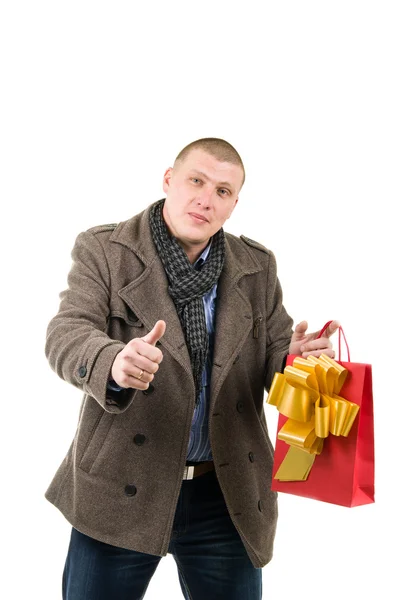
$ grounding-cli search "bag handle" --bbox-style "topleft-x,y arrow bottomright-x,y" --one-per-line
316,320 -> 351,362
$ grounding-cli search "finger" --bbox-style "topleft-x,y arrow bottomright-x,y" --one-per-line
123,352 -> 160,375
127,339 -> 164,364
112,367 -> 153,390
291,320 -> 308,341
124,374 -> 152,391
131,366 -> 154,384
122,365 -> 154,385
300,338 -> 333,353
321,319 -> 341,338
142,320 -> 166,346
302,348 -> 336,359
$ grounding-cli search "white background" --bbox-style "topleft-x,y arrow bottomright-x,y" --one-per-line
1,1 -> 399,598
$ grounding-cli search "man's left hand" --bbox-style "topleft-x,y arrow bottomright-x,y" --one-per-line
288,320 -> 340,358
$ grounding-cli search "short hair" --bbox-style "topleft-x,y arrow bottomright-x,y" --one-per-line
174,137 -> 245,188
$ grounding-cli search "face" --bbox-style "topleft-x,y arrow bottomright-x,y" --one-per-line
162,149 -> 242,259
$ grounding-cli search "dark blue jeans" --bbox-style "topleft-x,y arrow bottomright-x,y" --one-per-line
63,469 -> 262,599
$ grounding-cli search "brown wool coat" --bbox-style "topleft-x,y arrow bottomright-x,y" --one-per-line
45,200 -> 293,568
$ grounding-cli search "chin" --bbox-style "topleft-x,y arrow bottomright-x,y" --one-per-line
181,223 -> 210,237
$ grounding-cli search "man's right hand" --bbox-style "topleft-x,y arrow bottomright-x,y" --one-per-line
111,320 -> 166,390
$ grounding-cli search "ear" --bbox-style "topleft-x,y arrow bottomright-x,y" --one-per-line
162,167 -> 173,194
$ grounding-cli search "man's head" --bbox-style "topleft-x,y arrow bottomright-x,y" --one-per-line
162,138 -> 245,262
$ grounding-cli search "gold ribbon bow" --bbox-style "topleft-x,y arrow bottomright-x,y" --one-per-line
267,354 -> 359,481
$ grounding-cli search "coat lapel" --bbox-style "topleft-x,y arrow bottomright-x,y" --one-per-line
111,203 -> 192,380
210,236 -> 262,409
118,260 -> 192,376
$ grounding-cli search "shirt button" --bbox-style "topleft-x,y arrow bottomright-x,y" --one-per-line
249,452 -> 255,462
125,484 -> 137,497
142,384 -> 155,396
236,401 -> 244,413
133,434 -> 146,446
78,366 -> 87,377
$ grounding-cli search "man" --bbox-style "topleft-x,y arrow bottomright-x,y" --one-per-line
45,138 -> 337,599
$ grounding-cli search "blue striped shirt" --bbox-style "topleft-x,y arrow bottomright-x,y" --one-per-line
186,242 -> 217,462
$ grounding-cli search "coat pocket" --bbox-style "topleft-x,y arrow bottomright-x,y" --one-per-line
109,306 -> 143,327
79,410 -> 115,474
107,305 -> 144,343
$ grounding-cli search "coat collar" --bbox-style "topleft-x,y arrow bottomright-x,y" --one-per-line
110,200 -> 264,406
109,199 -> 263,280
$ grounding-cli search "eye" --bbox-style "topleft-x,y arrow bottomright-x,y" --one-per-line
218,189 -> 229,196
191,178 -> 201,184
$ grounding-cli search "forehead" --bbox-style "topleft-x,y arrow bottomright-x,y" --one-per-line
176,149 -> 243,189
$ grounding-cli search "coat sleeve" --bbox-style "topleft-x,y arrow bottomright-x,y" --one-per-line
264,251 -> 293,391
45,229 -> 137,413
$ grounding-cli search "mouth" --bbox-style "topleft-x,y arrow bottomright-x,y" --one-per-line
188,212 -> 209,223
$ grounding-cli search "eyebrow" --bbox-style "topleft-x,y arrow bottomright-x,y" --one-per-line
190,170 -> 234,191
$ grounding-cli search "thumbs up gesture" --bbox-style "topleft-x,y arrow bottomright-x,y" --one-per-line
111,320 -> 166,390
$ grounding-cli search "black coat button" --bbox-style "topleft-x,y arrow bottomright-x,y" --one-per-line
125,484 -> 137,497
142,383 -> 155,396
78,366 -> 87,377
156,341 -> 162,347
258,500 -> 262,512
134,434 -> 146,446
236,401 -> 244,413
249,452 -> 255,462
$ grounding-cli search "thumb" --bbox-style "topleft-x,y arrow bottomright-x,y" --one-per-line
292,320 -> 308,340
142,320 -> 166,346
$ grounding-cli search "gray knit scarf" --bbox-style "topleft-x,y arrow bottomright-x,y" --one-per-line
149,199 -> 225,403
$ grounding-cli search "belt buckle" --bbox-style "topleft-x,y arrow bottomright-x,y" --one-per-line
183,465 -> 195,480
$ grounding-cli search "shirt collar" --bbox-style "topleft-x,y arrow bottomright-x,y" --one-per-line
194,241 -> 212,270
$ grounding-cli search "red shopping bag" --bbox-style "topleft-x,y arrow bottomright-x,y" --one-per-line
268,322 -> 375,507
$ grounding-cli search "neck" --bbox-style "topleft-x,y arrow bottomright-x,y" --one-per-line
177,239 -> 209,264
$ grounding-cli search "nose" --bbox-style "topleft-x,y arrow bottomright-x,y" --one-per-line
196,187 -> 212,210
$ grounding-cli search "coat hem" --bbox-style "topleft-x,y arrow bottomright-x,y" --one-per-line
44,494 -> 168,558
